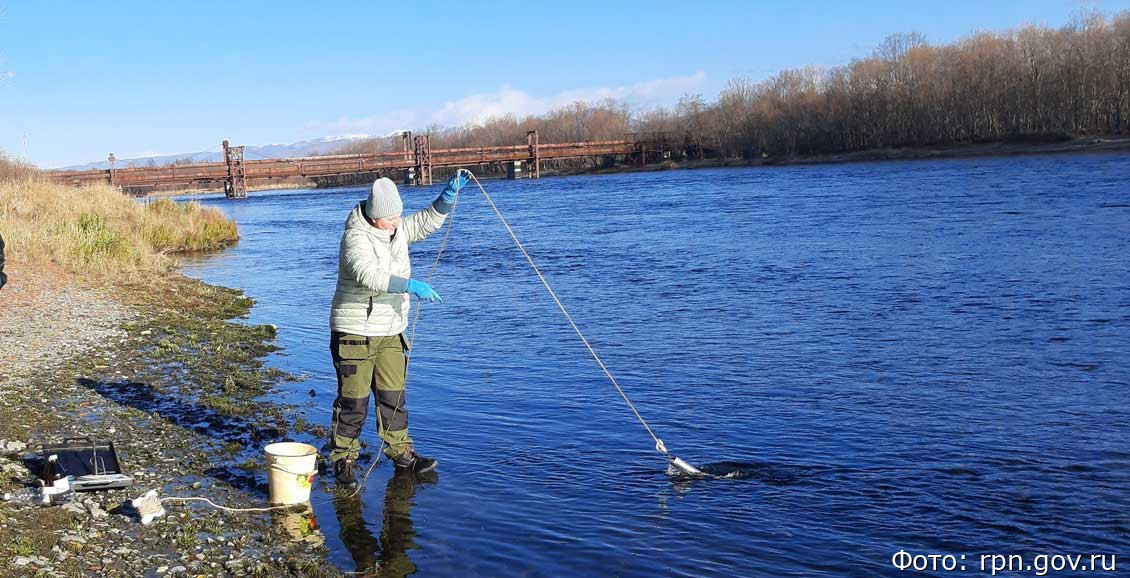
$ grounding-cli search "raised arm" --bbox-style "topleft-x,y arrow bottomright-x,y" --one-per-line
402,170 -> 469,244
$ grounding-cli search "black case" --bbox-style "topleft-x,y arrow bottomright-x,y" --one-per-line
39,437 -> 134,491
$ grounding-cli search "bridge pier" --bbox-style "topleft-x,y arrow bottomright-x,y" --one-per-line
506,160 -> 522,179
401,132 -> 414,186
527,130 -> 540,179
412,135 -> 432,186
222,140 -> 247,199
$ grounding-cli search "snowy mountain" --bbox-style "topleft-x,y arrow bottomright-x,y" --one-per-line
59,135 -> 371,171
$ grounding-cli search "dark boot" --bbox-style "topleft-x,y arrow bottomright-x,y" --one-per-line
392,450 -> 437,474
334,457 -> 359,488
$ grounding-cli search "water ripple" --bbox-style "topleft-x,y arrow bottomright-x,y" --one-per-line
181,153 -> 1130,577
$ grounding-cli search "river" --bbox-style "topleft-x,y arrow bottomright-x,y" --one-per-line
180,153 -> 1130,577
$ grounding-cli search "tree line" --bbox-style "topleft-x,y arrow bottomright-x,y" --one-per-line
337,11 -> 1130,160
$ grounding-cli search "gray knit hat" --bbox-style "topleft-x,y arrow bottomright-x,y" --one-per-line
364,178 -> 403,220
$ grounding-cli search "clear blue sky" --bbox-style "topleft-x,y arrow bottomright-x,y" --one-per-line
1,0 -> 1126,167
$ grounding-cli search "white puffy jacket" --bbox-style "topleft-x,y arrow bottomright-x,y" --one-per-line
329,200 -> 448,336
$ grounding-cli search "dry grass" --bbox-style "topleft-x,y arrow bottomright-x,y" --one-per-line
0,153 -> 35,180
141,197 -> 241,252
0,173 -> 238,277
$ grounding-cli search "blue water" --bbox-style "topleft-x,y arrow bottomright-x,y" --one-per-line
180,154 -> 1130,577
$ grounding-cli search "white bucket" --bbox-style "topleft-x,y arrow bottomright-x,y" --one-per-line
264,442 -> 318,505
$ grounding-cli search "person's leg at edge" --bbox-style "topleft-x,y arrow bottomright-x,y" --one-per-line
373,333 -> 412,458
329,332 -> 376,485
374,333 -> 437,473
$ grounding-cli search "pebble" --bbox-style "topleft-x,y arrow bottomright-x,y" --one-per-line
2,440 -> 27,452
156,565 -> 169,574
0,459 -> 29,477
63,501 -> 88,516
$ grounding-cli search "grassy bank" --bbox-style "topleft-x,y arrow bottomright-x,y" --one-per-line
0,174 -> 238,276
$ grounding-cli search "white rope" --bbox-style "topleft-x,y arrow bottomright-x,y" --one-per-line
464,172 -> 669,456
160,495 -> 291,513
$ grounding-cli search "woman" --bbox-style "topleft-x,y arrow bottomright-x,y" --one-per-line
327,171 -> 467,485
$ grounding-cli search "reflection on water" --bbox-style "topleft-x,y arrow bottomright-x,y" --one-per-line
331,470 -> 435,577
333,492 -> 379,574
272,503 -> 325,547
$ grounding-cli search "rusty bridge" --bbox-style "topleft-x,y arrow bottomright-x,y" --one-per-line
47,130 -> 669,198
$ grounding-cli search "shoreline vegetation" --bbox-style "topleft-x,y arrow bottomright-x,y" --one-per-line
0,169 -> 239,272
0,165 -> 344,576
562,134 -> 1130,175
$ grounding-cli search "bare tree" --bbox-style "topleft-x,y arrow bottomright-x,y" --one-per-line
328,12 -> 1130,161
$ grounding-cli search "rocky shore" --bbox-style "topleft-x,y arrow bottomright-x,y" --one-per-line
0,263 -> 341,577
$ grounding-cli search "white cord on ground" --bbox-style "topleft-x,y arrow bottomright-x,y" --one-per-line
160,495 -> 291,513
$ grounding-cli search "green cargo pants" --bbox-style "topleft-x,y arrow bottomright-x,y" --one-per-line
328,331 -> 413,463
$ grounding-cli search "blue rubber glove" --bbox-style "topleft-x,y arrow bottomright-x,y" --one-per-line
442,169 -> 469,204
405,278 -> 443,303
